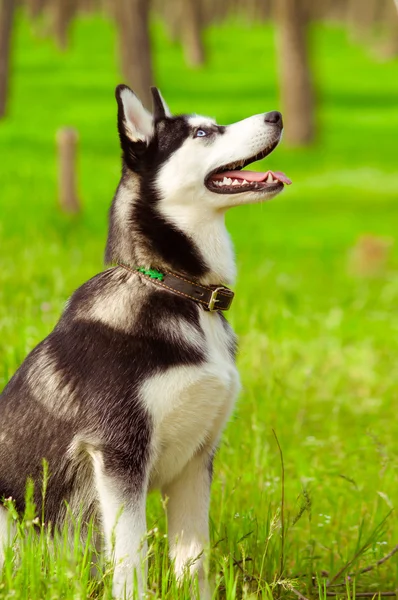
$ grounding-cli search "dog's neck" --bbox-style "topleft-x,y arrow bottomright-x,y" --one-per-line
159,201 -> 237,286
105,178 -> 237,286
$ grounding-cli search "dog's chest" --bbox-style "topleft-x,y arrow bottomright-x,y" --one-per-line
142,312 -> 240,489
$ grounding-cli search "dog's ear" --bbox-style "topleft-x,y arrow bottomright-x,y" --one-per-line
151,87 -> 171,121
115,84 -> 153,143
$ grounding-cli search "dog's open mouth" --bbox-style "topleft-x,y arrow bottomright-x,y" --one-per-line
205,143 -> 292,195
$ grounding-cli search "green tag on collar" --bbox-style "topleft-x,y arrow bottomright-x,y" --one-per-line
136,267 -> 164,281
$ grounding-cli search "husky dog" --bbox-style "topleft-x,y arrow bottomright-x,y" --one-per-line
0,86 -> 290,598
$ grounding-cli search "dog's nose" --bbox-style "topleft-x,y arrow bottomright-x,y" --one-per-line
264,111 -> 283,128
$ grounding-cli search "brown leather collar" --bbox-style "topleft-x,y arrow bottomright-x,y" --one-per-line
118,264 -> 234,312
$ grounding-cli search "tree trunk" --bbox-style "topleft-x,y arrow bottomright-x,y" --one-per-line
379,0 -> 398,57
165,7 -> 181,43
275,0 -> 316,146
393,0 -> 398,52
113,0 -> 154,109
237,0 -> 271,22
0,0 -> 15,119
26,0 -> 47,19
52,0 -> 78,51
251,0 -> 271,21
318,0 -> 346,20
57,128 -> 81,214
153,0 -> 182,42
79,0 -> 96,13
202,0 -> 229,27
346,0 -> 381,39
181,0 -> 205,67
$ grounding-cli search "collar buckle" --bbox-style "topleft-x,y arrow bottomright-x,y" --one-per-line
208,287 -> 226,311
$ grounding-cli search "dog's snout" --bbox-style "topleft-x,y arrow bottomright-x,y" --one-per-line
264,111 -> 283,128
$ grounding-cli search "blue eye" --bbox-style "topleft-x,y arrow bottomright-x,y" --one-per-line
195,129 -> 207,137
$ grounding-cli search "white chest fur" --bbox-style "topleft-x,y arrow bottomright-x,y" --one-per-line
140,311 -> 241,490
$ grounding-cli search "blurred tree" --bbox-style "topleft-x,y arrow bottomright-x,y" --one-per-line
57,127 -> 81,214
22,0 -> 154,103
0,0 -> 15,118
181,0 -> 206,67
346,0 -> 398,56
112,0 -> 154,107
155,0 -> 206,67
201,0 -> 230,25
346,0 -> 382,39
52,0 -> 79,50
227,0 -> 271,21
246,0 -> 271,21
79,0 -> 96,12
275,0 -> 315,145
4,0 -> 395,124
319,0 -> 346,20
380,0 -> 398,56
25,0 -> 46,18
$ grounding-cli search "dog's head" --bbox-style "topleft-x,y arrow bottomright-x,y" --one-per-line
115,85 -> 291,211
106,85 -> 290,277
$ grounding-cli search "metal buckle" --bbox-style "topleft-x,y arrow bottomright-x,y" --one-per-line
208,287 -> 224,311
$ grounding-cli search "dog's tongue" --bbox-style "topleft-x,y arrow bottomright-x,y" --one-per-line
212,170 -> 292,184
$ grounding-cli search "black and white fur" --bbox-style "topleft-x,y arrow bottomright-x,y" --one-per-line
0,86 -> 285,598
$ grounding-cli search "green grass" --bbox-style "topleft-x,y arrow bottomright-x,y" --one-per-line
1,11 -> 398,599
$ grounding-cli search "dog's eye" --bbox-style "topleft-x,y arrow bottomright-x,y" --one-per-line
195,129 -> 207,138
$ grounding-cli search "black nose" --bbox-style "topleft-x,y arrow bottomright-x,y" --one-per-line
264,111 -> 283,127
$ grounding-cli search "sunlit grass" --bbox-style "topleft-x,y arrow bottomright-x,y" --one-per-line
0,11 -> 398,599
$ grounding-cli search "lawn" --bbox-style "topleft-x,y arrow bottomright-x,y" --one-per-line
0,11 -> 398,599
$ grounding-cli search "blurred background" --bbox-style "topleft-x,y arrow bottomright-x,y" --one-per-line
1,0 -> 398,595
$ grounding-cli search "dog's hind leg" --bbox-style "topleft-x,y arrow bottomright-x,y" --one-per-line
163,449 -> 213,600
91,449 -> 148,600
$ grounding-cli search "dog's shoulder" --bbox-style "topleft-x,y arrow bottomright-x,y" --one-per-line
61,267 -> 204,344
61,266 -> 144,330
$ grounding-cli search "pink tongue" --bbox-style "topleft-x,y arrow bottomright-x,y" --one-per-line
212,170 -> 292,185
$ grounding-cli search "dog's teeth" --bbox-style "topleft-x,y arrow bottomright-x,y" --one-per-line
242,179 -> 248,184
225,177 -> 232,185
266,173 -> 273,183
232,179 -> 240,186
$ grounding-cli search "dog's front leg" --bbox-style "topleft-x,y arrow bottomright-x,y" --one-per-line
163,449 -> 213,599
0,505 -> 15,571
92,449 -> 148,599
